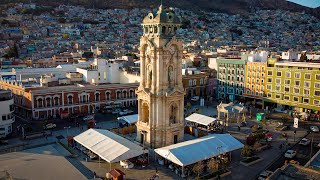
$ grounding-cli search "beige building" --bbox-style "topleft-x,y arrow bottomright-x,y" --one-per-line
136,6 -> 185,148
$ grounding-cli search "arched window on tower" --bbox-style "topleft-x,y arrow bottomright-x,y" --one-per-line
142,103 -> 149,123
162,26 -> 166,34
170,103 -> 178,124
154,26 -> 158,33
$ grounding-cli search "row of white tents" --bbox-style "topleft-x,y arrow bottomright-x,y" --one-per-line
74,129 -> 243,167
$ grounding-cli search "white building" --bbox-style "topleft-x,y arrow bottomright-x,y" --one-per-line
0,90 -> 14,138
282,49 -> 298,61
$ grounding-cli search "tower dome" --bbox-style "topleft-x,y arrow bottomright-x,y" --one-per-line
142,5 -> 181,37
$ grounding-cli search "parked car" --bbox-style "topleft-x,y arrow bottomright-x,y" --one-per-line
284,150 -> 297,158
299,138 -> 311,146
191,96 -> 199,101
310,126 -> 319,132
112,109 -> 121,114
88,152 -> 98,160
43,123 -> 57,130
258,170 -> 273,180
119,109 -> 134,116
83,115 -> 94,121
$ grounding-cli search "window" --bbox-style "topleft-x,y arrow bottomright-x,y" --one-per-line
106,92 -> 111,100
294,88 -> 300,94
68,95 -> 73,104
46,97 -> 51,107
315,82 -> 320,88
277,71 -> 282,77
267,70 -> 272,76
304,81 -> 310,88
314,100 -> 320,105
275,86 -> 280,91
193,80 -> 197,86
9,105 -> 14,111
294,81 -> 300,86
267,78 -> 272,83
304,89 -> 310,95
189,80 -> 192,87
284,96 -> 290,100
54,97 -> 59,106
276,79 -> 281,84
315,90 -> 320,96
316,74 -> 320,80
95,93 -> 100,102
285,87 -> 290,92
285,80 -> 290,85
267,85 -> 271,90
303,98 -> 309,103
267,93 -> 272,97
305,74 -> 311,80
2,115 -> 6,120
285,72 -> 291,78
276,94 -> 281,99
37,98 -> 43,108
200,78 -> 203,85
295,73 -> 300,79
294,97 -> 299,102
262,67 -> 265,71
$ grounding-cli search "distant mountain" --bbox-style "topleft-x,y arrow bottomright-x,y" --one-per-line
5,0 -> 320,18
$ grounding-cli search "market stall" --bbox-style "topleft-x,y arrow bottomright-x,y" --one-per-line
155,134 -> 244,177
185,113 -> 219,135
74,128 -> 147,170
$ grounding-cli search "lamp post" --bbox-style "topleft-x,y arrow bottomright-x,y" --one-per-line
64,126 -> 71,136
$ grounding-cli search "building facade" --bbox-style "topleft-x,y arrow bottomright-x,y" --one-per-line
0,90 -> 14,138
0,80 -> 138,120
216,57 -> 246,101
264,60 -> 320,111
136,6 -> 185,148
182,69 -> 208,99
243,61 -> 267,105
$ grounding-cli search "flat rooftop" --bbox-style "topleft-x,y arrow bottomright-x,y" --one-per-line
0,144 -> 87,180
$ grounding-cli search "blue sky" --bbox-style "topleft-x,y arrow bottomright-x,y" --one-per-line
287,0 -> 320,8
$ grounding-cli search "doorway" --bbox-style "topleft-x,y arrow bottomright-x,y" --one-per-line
140,133 -> 144,145
174,135 -> 178,144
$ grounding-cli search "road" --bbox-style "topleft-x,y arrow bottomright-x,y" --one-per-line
267,122 -> 320,172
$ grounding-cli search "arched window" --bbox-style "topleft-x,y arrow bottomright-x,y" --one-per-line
170,103 -> 178,124
162,26 -> 166,34
54,97 -> 59,106
142,103 -> 149,123
95,93 -> 100,102
129,90 -> 134,98
106,92 -> 111,100
154,26 -> 158,33
189,80 -> 192,87
68,95 -> 73,104
82,95 -> 86,103
193,79 -> 197,86
116,91 -> 121,99
122,91 -> 127,99
37,98 -> 43,108
46,97 -> 51,107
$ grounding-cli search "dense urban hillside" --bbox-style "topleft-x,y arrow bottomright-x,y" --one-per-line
2,0 -> 320,18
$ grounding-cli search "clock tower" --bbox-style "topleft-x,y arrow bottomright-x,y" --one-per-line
136,5 -> 185,148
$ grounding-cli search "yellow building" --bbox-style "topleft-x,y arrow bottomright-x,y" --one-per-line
264,60 -> 320,112
243,61 -> 267,106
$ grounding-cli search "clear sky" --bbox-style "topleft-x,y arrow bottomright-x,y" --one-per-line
287,0 -> 320,8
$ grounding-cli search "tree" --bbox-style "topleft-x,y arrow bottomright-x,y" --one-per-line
241,145 -> 253,157
300,52 -> 308,62
192,161 -> 204,178
186,102 -> 192,112
207,158 -> 219,173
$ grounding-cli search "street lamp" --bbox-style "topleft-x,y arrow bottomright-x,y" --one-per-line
64,126 -> 71,136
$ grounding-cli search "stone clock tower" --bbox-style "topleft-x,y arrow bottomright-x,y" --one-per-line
136,6 -> 185,148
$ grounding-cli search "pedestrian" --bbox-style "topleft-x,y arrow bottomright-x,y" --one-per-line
93,171 -> 96,179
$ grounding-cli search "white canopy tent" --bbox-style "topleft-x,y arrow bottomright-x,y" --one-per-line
74,128 -> 144,163
117,114 -> 138,124
185,113 -> 217,126
155,134 -> 244,167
